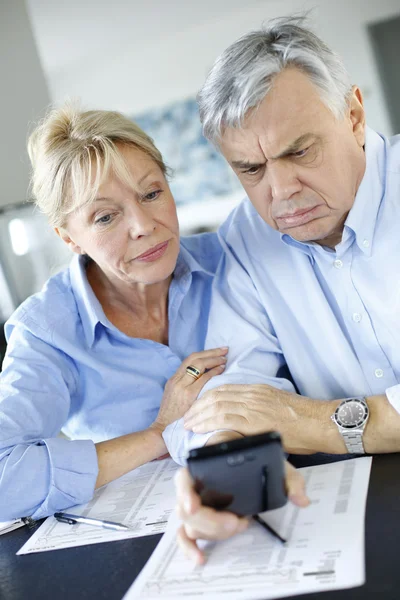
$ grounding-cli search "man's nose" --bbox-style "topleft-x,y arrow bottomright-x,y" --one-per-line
268,161 -> 302,202
128,204 -> 156,239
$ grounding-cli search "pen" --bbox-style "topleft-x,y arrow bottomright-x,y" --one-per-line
54,512 -> 130,532
252,514 -> 287,543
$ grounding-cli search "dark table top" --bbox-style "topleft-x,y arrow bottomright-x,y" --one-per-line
1,453 -> 400,600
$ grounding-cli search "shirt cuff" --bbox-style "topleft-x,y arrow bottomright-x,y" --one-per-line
163,419 -> 224,466
31,438 -> 99,519
385,385 -> 400,414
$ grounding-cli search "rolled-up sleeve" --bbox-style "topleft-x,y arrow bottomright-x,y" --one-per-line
0,321 -> 98,520
164,223 -> 295,462
385,384 -> 400,414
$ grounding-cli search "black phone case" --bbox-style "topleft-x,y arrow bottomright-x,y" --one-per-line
187,432 -> 287,517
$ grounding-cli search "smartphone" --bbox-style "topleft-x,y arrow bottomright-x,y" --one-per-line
187,432 -> 287,517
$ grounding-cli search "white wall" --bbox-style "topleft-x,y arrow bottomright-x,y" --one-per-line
27,0 -> 400,136
0,0 -> 50,208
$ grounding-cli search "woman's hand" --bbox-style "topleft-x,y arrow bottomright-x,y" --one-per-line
151,347 -> 228,433
175,461 -> 310,564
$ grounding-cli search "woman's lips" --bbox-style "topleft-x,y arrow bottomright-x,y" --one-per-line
276,205 -> 322,228
135,241 -> 169,262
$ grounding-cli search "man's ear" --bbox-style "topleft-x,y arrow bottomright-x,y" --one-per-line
54,227 -> 85,255
348,85 -> 365,148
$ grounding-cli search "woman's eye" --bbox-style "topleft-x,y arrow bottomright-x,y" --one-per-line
144,189 -> 162,201
95,214 -> 113,225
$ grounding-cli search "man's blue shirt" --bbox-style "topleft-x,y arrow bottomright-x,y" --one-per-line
164,128 -> 400,463
0,233 -> 221,519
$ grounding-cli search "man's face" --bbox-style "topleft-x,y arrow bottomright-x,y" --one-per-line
219,68 -> 367,247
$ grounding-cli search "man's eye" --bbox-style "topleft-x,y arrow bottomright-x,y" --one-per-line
144,190 -> 162,201
243,166 -> 261,175
292,147 -> 309,158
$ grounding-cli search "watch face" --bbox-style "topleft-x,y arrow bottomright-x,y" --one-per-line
335,399 -> 369,428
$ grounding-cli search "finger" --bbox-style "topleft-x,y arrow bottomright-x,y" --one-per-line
175,470 -> 249,540
184,398 -> 237,426
182,347 -> 229,368
185,413 -> 249,435
177,524 -> 205,564
183,355 -> 228,377
175,468 -> 202,517
189,365 -> 226,393
285,462 -> 310,507
183,505 -> 248,540
185,389 -> 249,419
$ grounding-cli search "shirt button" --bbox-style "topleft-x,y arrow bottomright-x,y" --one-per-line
334,259 -> 343,269
352,313 -> 362,323
362,239 -> 370,248
375,368 -> 384,378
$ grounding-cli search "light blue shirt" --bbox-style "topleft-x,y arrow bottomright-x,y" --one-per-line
0,233 -> 221,520
164,128 -> 400,463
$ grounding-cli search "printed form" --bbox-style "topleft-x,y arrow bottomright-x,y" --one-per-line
124,457 -> 372,600
18,458 -> 178,554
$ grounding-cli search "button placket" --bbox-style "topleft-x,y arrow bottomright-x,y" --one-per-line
333,259 -> 343,269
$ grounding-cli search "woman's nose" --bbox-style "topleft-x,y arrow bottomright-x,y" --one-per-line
128,205 -> 156,239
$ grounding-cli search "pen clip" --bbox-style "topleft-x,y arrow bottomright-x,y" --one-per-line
54,512 -> 76,525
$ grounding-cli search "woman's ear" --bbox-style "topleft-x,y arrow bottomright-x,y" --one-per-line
54,227 -> 85,255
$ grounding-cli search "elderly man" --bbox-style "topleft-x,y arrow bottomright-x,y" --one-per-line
164,16 -> 400,561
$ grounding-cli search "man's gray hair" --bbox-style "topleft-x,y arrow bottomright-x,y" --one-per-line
198,16 -> 352,143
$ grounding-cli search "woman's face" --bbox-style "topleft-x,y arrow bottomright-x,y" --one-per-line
58,145 -> 180,287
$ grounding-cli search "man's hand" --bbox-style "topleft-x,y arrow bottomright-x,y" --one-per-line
183,384 -> 341,454
175,462 -> 310,564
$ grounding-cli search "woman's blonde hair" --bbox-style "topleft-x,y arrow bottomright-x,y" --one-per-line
28,104 -> 167,227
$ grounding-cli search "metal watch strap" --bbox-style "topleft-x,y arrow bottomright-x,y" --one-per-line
341,429 -> 365,454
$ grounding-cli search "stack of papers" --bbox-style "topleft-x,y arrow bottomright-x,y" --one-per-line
123,457 -> 372,600
0,519 -> 25,535
17,458 -> 179,554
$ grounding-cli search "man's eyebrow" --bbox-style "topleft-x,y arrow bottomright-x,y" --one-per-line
230,159 -> 265,170
271,133 -> 318,160
231,134 -> 319,169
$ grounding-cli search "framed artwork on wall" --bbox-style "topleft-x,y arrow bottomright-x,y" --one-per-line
133,97 -> 241,209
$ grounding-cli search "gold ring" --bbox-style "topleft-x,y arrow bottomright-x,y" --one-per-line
186,365 -> 201,380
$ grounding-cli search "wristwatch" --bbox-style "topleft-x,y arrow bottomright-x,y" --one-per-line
331,397 -> 369,454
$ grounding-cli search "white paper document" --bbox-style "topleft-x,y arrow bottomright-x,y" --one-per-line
18,458 -> 178,555
123,457 -> 372,600
0,519 -> 25,535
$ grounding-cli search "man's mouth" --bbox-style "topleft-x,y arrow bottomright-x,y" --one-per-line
275,206 -> 322,229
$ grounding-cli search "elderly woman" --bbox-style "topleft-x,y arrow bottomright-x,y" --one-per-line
0,105 -> 227,520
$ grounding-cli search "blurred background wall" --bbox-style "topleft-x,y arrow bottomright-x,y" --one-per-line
0,0 -> 399,346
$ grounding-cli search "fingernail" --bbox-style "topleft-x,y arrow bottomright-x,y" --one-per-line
290,493 -> 310,507
217,365 -> 225,371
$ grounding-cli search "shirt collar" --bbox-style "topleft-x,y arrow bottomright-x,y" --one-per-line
281,126 -> 386,259
69,255 -> 107,347
69,244 -> 212,348
177,242 -> 215,278
344,126 -> 386,256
